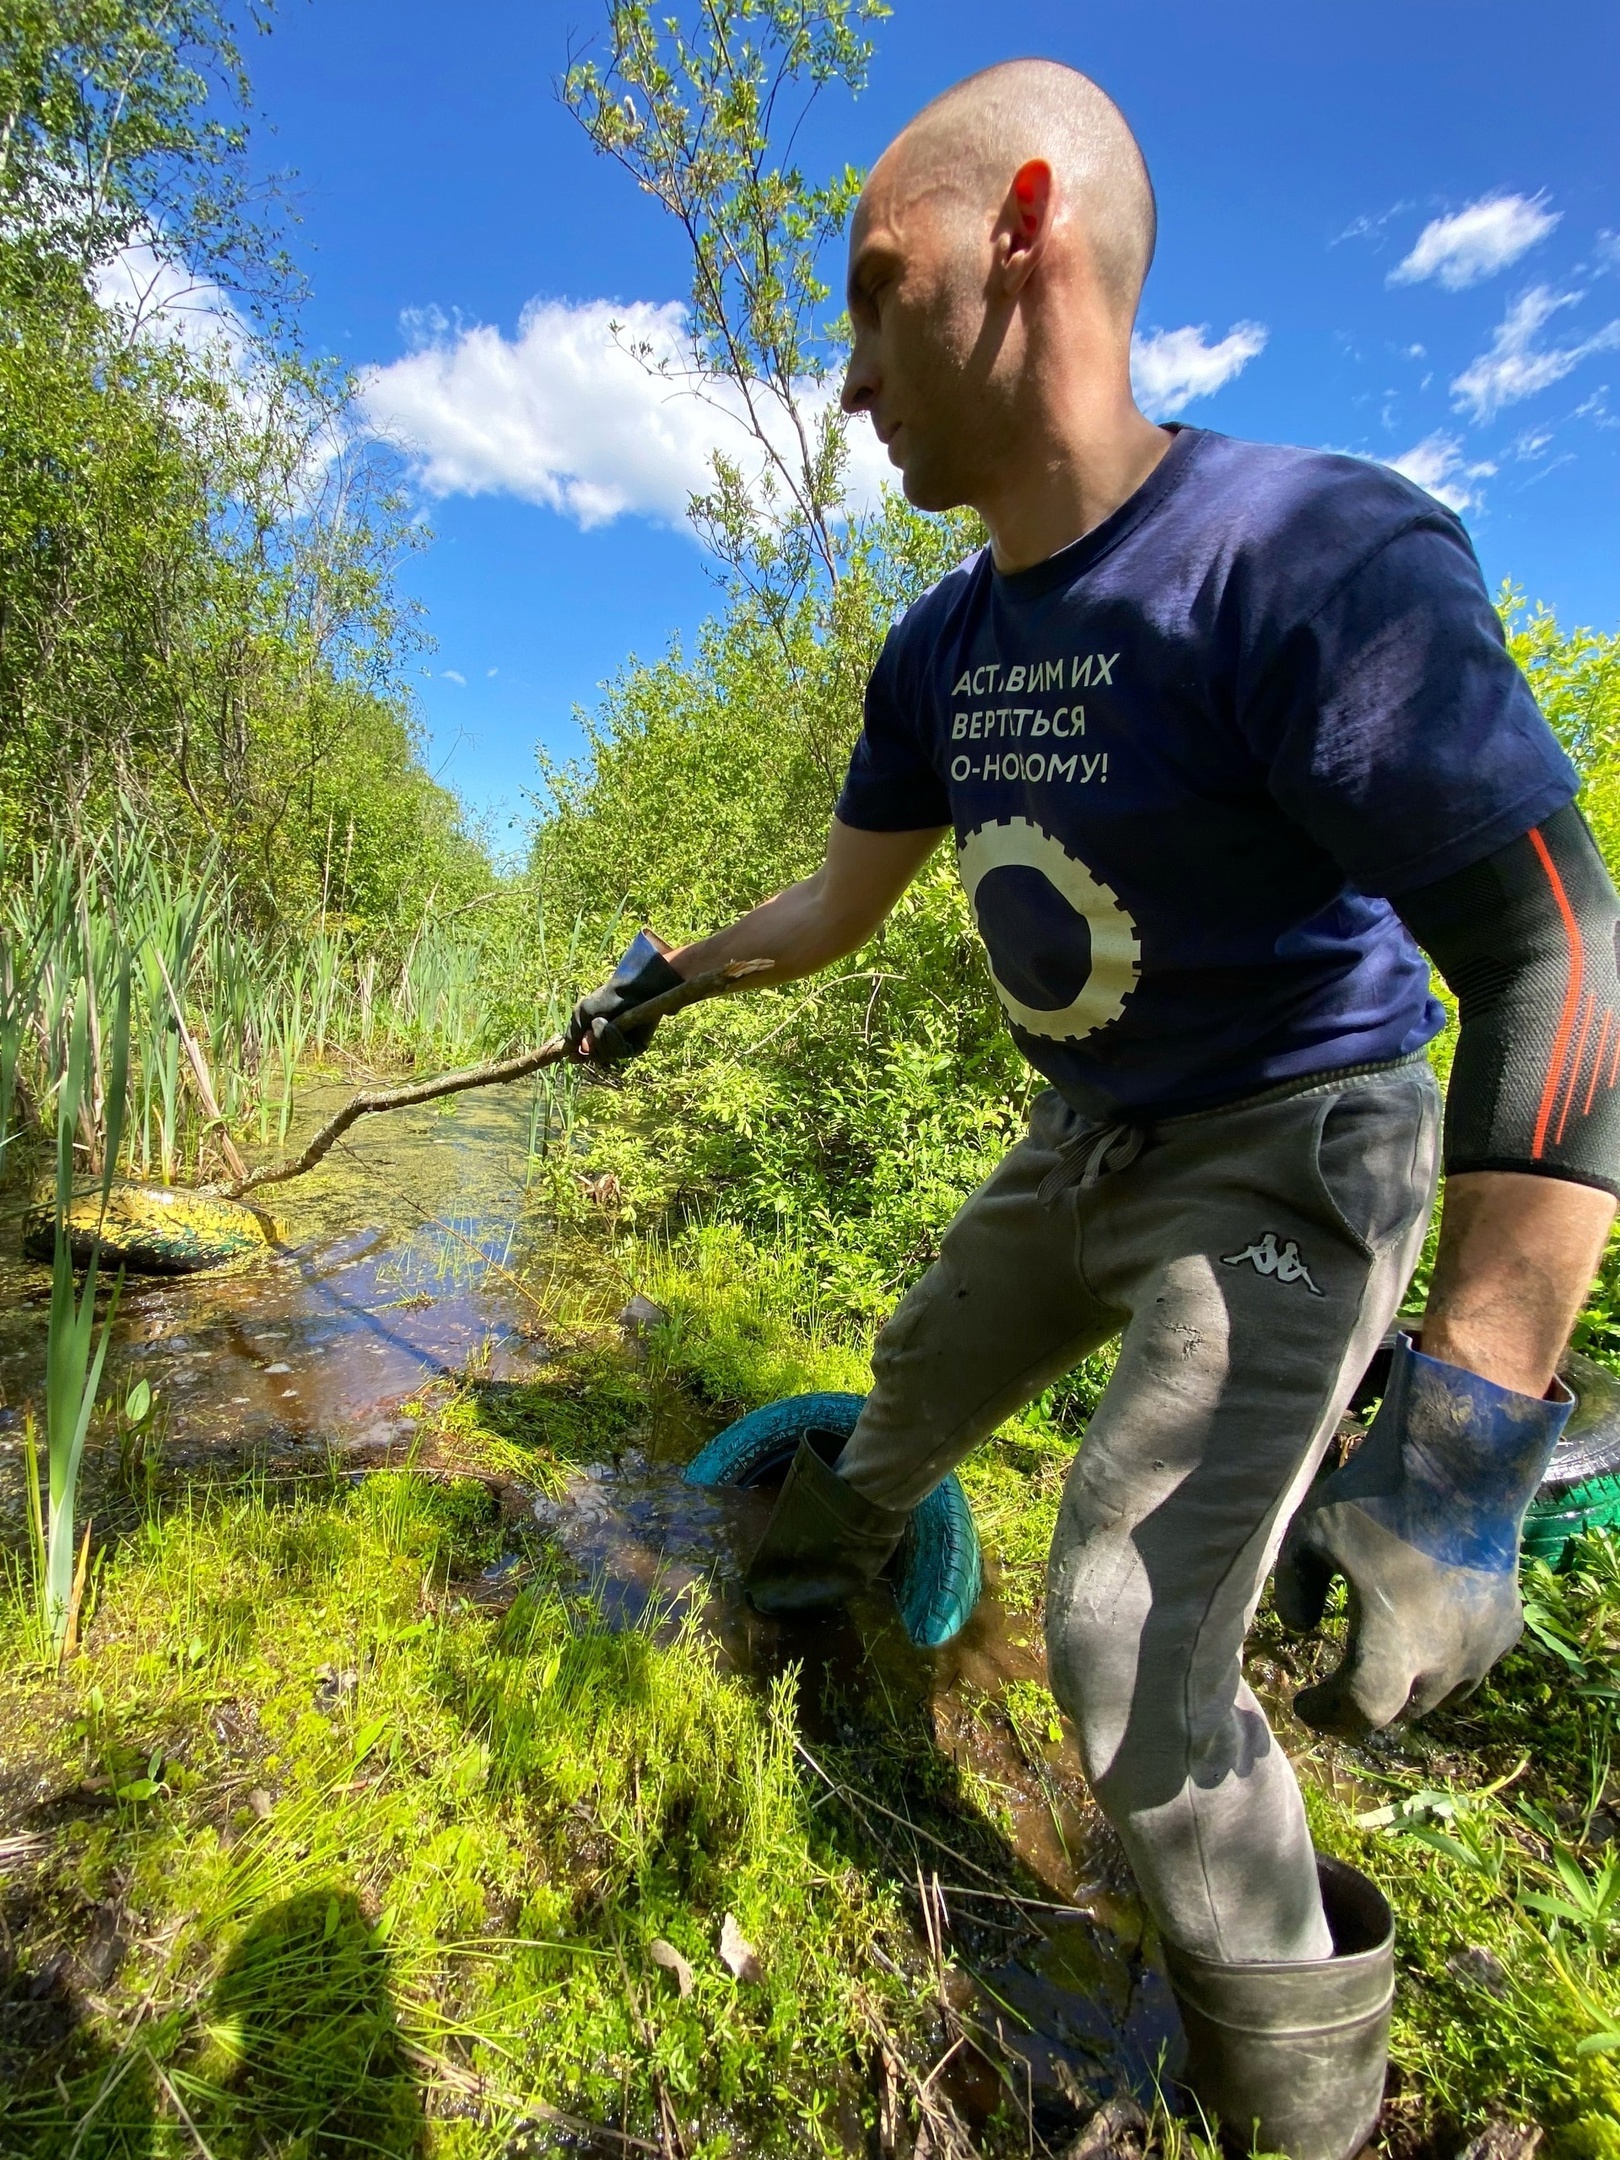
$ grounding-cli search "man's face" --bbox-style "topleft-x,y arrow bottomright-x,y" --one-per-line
841,146 -> 1018,514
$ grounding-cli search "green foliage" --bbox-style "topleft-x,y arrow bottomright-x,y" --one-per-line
0,0 -> 277,310
0,286 -> 476,934
0,0 -> 490,981
1506,587 -> 1620,866
536,501 -> 1006,1301
38,972 -> 128,1646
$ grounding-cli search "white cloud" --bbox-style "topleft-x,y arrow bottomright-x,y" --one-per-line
1451,285 -> 1620,422
360,295 -> 889,530
1509,425 -> 1554,460
1129,321 -> 1267,418
1334,202 -> 1415,247
94,241 -> 249,363
1390,193 -> 1559,291
1386,431 -> 1497,515
362,295 -> 1269,532
441,669 -> 466,685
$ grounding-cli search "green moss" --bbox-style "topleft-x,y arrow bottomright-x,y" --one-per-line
1553,2116 -> 1620,2160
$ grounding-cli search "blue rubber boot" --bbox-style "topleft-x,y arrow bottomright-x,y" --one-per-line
1276,1334 -> 1572,1737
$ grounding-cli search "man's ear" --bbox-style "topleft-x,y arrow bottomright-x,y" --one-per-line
996,159 -> 1053,293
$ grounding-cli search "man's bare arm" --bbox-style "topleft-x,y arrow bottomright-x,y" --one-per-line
669,818 -> 948,987
1421,1170 -> 1615,1397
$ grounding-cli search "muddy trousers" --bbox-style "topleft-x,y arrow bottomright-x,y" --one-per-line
836,1060 -> 1441,1964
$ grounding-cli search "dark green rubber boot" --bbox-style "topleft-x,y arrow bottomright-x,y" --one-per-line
743,1431 -> 909,1614
1162,1857 -> 1393,2160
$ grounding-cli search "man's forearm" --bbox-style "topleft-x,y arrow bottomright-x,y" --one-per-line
669,821 -> 947,990
670,874 -> 869,989
1421,1169 -> 1616,1396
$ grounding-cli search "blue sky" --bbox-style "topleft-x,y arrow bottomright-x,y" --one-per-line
243,0 -> 1620,836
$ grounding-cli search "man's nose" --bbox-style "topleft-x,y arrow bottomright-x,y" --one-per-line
841,339 -> 876,416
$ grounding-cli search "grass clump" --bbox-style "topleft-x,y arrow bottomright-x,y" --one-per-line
0,1469 -> 912,2156
638,1221 -> 874,1409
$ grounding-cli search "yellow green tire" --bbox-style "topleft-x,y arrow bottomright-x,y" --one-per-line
23,1183 -> 269,1275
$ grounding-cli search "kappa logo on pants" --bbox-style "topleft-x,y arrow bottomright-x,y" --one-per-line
1221,1231 -> 1324,1296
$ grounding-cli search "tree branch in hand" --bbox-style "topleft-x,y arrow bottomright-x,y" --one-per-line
218,957 -> 774,1199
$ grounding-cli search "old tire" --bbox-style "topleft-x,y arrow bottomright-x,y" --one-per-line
1355,1321 -> 1620,1570
22,1182 -> 270,1274
685,1390 -> 983,1648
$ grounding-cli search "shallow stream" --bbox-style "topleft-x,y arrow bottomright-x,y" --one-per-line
0,1081 -> 1177,2138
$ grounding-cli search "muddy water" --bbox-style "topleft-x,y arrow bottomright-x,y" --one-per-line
0,1085 -> 568,1487
0,1080 -> 1177,2132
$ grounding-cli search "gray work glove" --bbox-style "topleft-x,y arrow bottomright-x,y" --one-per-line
1274,1334 -> 1571,1739
566,929 -> 683,1066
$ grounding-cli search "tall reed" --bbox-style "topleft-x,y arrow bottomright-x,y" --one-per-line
0,815 -> 591,1184
33,972 -> 129,1649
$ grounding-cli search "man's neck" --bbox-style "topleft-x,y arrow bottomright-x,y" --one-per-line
980,409 -> 1174,575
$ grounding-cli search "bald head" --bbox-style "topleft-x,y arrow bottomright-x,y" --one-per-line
882,59 -> 1156,320
842,59 -> 1168,534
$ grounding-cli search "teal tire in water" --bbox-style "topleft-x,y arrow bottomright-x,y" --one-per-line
684,1391 -> 983,1649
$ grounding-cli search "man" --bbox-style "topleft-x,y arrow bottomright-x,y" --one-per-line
569,60 -> 1620,2159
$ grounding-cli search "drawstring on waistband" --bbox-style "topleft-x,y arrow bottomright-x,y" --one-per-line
1037,1119 -> 1147,1205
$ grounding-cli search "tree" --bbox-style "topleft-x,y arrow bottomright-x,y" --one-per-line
563,0 -> 888,625
0,0 -> 485,943
0,0 -> 288,317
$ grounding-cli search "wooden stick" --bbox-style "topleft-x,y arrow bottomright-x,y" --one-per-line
219,958 -> 773,1200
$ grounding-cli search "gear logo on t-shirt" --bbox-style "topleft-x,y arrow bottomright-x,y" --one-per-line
957,817 -> 1141,1043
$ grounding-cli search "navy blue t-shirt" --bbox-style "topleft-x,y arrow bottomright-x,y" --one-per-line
836,427 -> 1578,1118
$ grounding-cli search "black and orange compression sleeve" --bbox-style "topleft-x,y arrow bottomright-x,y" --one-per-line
1394,802 -> 1620,1198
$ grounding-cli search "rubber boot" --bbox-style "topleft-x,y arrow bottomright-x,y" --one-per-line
1162,1857 -> 1393,2160
743,1431 -> 909,1614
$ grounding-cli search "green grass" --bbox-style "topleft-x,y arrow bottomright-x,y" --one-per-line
1240,1537 -> 1620,2152
8,1211 -> 1620,2156
0,1467 -> 920,2157
636,1220 -> 1620,2151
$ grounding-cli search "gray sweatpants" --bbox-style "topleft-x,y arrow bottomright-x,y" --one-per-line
836,1059 -> 1441,1965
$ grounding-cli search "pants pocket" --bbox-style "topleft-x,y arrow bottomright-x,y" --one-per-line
1307,1073 -> 1439,1258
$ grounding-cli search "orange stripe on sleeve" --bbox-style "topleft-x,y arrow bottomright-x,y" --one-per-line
1586,1010 -> 1614,1117
1529,825 -> 1585,1159
1558,992 -> 1597,1145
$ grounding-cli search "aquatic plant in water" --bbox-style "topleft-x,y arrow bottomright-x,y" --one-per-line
30,973 -> 129,1651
